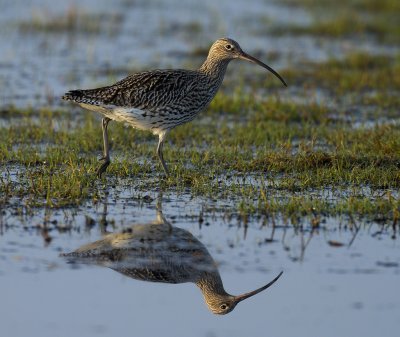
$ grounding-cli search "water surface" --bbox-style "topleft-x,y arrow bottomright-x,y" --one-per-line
1,192 -> 399,337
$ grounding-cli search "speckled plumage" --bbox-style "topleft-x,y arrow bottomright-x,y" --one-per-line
63,69 -> 223,133
62,38 -> 287,177
61,207 -> 283,314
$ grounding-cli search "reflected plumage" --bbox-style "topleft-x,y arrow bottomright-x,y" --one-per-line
61,206 -> 282,314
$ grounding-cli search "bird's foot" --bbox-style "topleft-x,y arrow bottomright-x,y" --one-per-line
160,161 -> 169,178
163,169 -> 169,178
96,158 -> 110,178
98,155 -> 108,162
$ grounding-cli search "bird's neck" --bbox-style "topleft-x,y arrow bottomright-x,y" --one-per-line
196,272 -> 229,300
199,56 -> 230,81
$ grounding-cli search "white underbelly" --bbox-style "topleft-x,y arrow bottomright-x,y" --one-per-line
78,103 -> 164,135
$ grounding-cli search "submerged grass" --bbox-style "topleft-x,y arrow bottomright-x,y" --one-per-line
1,52 -> 399,222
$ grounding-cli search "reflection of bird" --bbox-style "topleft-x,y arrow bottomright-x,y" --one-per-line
62,38 -> 287,177
61,208 -> 282,314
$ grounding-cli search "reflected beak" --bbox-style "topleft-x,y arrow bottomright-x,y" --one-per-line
234,271 -> 283,303
239,52 -> 287,87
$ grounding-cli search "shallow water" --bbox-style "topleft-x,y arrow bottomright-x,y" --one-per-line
0,0 -> 397,107
1,191 -> 399,337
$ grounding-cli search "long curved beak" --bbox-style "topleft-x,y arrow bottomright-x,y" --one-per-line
234,271 -> 283,303
239,52 -> 287,87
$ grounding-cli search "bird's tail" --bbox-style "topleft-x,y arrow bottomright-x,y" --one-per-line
62,87 -> 113,106
62,90 -> 86,102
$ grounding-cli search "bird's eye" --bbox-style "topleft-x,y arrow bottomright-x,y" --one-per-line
220,304 -> 229,310
225,44 -> 233,50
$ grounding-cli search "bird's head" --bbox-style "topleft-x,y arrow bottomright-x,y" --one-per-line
204,271 -> 283,315
209,38 -> 246,61
209,38 -> 287,86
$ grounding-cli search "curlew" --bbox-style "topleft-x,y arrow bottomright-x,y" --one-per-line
62,38 -> 287,177
61,205 -> 283,314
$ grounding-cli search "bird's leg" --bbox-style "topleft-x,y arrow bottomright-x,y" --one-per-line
157,132 -> 169,177
97,117 -> 111,178
155,191 -> 172,232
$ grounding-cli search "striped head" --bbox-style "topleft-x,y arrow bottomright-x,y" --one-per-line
201,271 -> 283,315
208,38 -> 246,61
207,38 -> 287,86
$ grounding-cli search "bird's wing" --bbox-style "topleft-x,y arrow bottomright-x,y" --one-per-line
62,70 -> 199,110
115,267 -> 181,283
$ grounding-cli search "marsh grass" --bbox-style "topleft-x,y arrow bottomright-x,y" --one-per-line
273,0 -> 400,43
264,53 -> 400,94
1,51 -> 399,222
18,6 -> 123,35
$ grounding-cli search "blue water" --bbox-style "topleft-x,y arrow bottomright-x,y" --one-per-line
1,193 -> 399,337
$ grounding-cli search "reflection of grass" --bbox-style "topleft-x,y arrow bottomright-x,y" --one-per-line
19,6 -> 123,35
1,53 -> 399,221
273,0 -> 400,43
